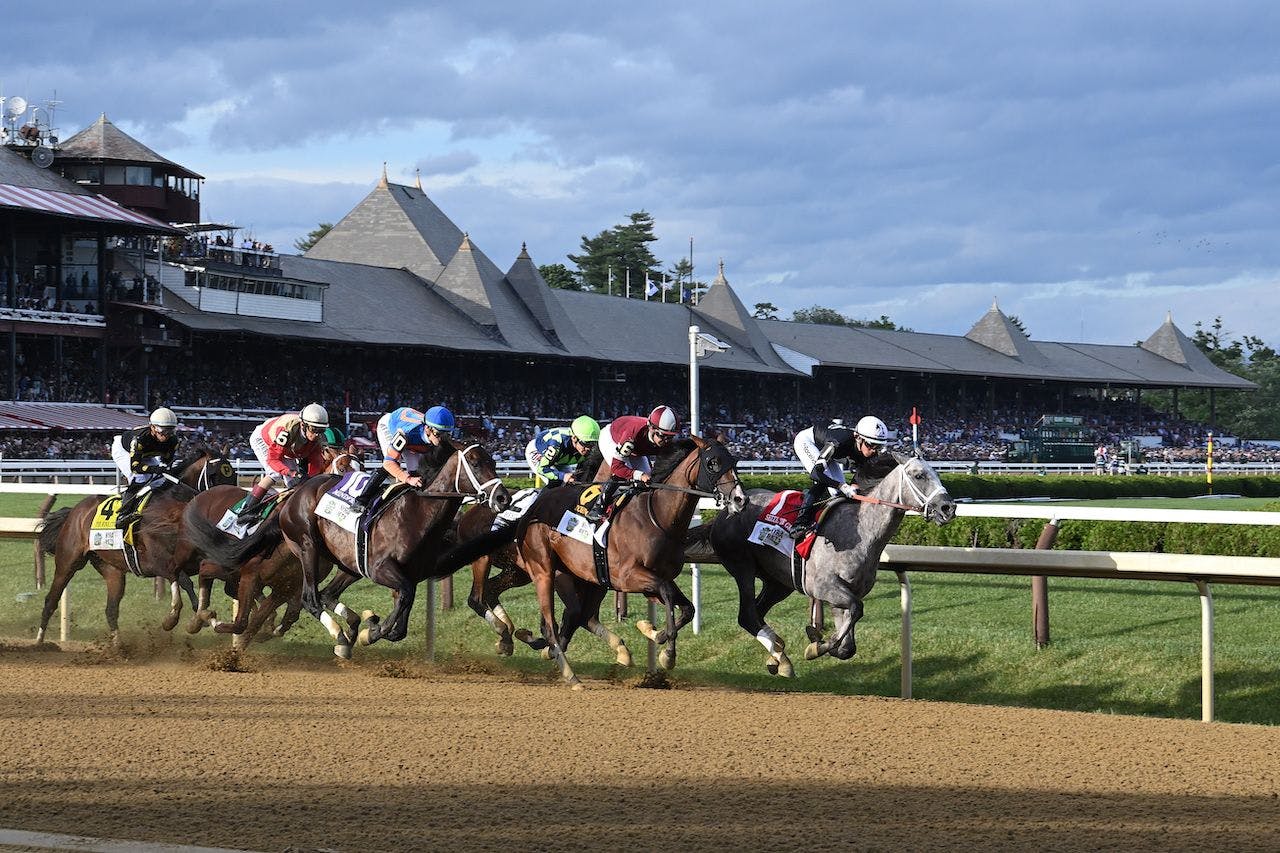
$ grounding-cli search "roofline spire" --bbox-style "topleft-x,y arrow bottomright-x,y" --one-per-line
378,162 -> 388,188
414,167 -> 422,190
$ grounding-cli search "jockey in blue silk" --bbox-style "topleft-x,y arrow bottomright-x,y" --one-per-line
525,415 -> 601,487
352,405 -> 455,511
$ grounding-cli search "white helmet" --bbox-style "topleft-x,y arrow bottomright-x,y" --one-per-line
149,407 -> 178,430
855,415 -> 890,445
300,403 -> 329,429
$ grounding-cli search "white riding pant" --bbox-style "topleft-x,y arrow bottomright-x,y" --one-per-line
598,428 -> 651,480
376,414 -> 425,474
250,427 -> 298,486
794,427 -> 844,491
111,435 -> 151,486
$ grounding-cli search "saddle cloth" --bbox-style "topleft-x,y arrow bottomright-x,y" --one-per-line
748,490 -> 824,561
216,491 -> 288,539
88,493 -> 151,550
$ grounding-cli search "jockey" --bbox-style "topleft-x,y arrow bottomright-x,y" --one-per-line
589,405 -> 680,523
111,407 -> 181,529
790,415 -> 891,538
525,415 -> 601,488
236,403 -> 330,522
351,404 -> 454,511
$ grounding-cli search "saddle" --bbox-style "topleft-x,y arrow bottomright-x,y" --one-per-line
95,492 -> 154,542
230,490 -> 290,525
575,482 -> 639,523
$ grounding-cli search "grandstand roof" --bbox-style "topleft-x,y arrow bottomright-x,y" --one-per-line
0,147 -> 177,232
152,174 -> 1256,392
304,176 -> 464,281
57,114 -> 203,179
0,402 -> 148,430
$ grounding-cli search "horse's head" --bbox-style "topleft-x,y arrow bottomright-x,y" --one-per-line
691,435 -> 747,513
177,444 -> 237,492
890,452 -> 956,525
321,444 -> 361,475
441,438 -> 511,513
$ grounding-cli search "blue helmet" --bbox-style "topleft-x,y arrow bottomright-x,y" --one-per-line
424,405 -> 455,432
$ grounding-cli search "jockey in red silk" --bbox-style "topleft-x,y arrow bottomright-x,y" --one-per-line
590,405 -> 680,523
237,403 -> 330,522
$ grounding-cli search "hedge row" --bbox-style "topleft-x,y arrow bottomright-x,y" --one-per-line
738,473 -> 1280,500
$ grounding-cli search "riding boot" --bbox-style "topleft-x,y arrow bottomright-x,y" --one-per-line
115,484 -> 142,529
790,484 -> 825,540
587,477 -> 621,525
235,485 -> 269,524
352,467 -> 389,512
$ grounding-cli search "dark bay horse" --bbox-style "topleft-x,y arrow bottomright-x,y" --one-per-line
687,451 -> 956,677
34,445 -> 237,644
441,436 -> 746,688
179,448 -> 358,649
191,438 -> 509,653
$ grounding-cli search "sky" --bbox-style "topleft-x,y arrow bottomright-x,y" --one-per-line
6,1 -> 1280,348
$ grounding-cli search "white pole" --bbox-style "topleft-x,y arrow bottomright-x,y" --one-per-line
625,268 -> 631,299
689,325 -> 700,437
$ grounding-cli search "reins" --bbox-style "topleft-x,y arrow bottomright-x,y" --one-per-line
839,462 -> 947,515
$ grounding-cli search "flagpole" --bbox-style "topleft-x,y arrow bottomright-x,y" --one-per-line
689,236 -> 695,306
644,271 -> 650,301
607,265 -> 613,296
625,267 -> 631,299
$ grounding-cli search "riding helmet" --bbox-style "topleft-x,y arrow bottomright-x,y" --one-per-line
425,405 -> 455,432
855,415 -> 890,445
570,415 -> 601,443
648,405 -> 680,436
149,407 -> 178,431
300,403 -> 330,429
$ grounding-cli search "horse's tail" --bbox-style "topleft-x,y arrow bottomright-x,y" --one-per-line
682,518 -> 720,562
183,500 -> 282,567
435,525 -> 518,575
37,507 -> 72,556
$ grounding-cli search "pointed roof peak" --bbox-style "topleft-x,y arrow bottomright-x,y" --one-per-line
414,167 -> 422,190
58,113 -> 202,178
991,296 -> 1000,311
459,233 -> 473,251
518,241 -> 530,259
1140,314 -> 1203,366
965,302 -> 1047,363
378,162 -> 388,188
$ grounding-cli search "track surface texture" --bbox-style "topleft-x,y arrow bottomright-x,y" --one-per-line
0,642 -> 1277,853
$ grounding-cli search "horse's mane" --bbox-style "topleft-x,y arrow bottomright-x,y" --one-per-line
173,442 -> 225,473
417,439 -> 459,486
853,449 -> 903,490
649,438 -> 699,483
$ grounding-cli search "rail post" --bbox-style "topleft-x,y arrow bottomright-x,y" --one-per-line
1032,517 -> 1059,648
424,579 -> 436,662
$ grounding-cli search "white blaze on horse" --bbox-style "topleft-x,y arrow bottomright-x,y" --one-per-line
686,451 -> 956,677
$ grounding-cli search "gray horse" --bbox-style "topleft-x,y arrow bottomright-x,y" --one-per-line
686,451 -> 956,677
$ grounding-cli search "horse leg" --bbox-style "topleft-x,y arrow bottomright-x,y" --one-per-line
37,545 -> 90,644
318,567 -> 361,645
550,571 -> 587,660
359,572 -> 415,646
521,538 -> 580,689
489,560 -> 544,652
467,554 -> 513,654
187,563 -> 219,634
754,577 -> 796,676
213,563 -> 260,646
99,564 -> 127,647
247,588 -> 288,642
161,570 -> 198,632
276,591 -> 304,637
807,598 -> 864,661
579,580 -> 629,666
631,571 -> 681,670
726,558 -> 793,677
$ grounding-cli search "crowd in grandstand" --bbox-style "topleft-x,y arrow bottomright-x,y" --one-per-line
0,342 -> 1273,465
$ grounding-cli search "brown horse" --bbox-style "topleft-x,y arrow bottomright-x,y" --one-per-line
441,436 -> 745,688
189,438 -> 510,653
34,445 -> 238,644
178,448 -> 359,649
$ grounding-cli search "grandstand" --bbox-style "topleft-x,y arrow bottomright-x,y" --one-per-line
0,114 -> 1259,464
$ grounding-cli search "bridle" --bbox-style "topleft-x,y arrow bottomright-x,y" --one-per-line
846,460 -> 947,516
640,444 -> 742,529
422,443 -> 503,504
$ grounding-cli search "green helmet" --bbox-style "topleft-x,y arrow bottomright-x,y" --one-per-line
322,426 -> 346,447
570,415 -> 601,444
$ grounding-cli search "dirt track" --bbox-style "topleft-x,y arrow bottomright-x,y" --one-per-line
0,642 -> 1277,853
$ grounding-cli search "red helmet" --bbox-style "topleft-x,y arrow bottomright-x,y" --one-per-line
648,405 -> 680,436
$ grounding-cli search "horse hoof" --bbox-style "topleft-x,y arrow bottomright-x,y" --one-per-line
616,647 -> 632,667
635,619 -> 656,640
513,628 -> 535,644
232,634 -> 248,651
805,642 -> 822,661
361,609 -> 376,622
357,627 -> 374,646
496,638 -> 514,657
777,655 -> 795,678
160,613 -> 180,632
568,678 -> 586,691
805,625 -> 822,643
334,644 -> 352,660
658,648 -> 675,670
540,647 -> 552,661
185,617 -> 204,635
765,657 -> 779,676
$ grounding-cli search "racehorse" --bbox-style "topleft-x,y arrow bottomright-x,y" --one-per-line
34,444 -> 238,644
440,436 -> 746,688
189,437 -> 509,653
178,447 -> 360,648
686,451 -> 956,677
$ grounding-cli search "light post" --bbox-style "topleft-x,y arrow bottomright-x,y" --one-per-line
687,324 -> 730,633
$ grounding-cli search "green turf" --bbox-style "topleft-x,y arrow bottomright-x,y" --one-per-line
3,493 -> 1278,725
